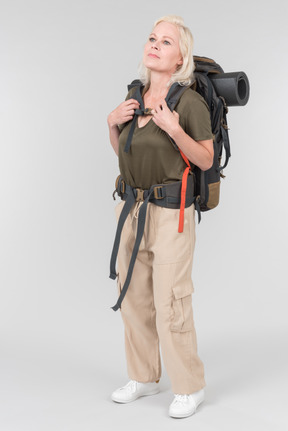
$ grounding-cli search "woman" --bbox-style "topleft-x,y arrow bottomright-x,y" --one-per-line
107,15 -> 214,419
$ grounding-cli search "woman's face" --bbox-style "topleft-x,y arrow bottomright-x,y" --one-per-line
143,21 -> 183,76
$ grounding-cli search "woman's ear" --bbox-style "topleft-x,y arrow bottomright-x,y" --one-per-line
177,57 -> 183,66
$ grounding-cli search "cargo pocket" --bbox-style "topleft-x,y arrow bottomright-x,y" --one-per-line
170,281 -> 194,332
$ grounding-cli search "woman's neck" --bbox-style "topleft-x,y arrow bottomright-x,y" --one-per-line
147,71 -> 171,99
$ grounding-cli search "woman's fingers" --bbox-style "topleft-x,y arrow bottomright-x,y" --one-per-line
153,99 -> 168,114
125,99 -> 140,109
123,115 -> 134,122
115,100 -> 139,123
126,109 -> 136,116
109,98 -> 140,128
153,99 -> 169,115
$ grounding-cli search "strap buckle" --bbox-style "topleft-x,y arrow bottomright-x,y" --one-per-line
135,188 -> 145,202
143,108 -> 152,115
154,186 -> 164,199
115,175 -> 125,194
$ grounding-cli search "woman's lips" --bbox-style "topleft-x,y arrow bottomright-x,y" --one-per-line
148,53 -> 159,58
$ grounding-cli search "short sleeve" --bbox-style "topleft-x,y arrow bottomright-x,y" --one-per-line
176,88 -> 214,141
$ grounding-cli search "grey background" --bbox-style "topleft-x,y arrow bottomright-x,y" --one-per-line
0,0 -> 287,429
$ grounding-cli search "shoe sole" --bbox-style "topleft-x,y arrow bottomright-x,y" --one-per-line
112,387 -> 160,404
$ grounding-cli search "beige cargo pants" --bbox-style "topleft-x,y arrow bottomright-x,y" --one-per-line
114,199 -> 206,395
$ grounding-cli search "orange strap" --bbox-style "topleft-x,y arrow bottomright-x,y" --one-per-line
178,150 -> 191,233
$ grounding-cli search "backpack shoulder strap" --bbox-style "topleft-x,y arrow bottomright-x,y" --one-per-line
123,82 -> 147,153
164,83 -> 197,231
164,83 -> 191,151
124,81 -> 189,154
127,79 -> 142,92
165,82 -> 190,111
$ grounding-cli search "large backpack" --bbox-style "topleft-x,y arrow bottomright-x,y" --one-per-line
127,56 -> 234,219
190,56 -> 231,213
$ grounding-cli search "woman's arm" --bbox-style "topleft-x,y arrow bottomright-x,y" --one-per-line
169,125 -> 213,171
107,99 -> 140,156
107,124 -> 120,156
151,100 -> 214,171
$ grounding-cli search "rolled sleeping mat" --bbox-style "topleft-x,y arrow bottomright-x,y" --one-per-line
209,71 -> 250,106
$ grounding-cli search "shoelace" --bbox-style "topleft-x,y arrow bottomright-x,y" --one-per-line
174,394 -> 189,404
173,394 -> 198,411
123,380 -> 138,393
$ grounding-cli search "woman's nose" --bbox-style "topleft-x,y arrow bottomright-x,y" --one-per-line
152,41 -> 159,50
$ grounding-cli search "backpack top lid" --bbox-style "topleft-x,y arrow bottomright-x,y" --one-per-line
193,56 -> 224,75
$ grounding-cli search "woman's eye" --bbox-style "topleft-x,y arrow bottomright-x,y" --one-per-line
148,37 -> 170,45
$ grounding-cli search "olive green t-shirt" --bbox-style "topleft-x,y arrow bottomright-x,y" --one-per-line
118,86 -> 213,190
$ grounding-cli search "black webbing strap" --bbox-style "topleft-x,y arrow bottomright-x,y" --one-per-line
194,197 -> 202,224
219,125 -> 231,171
219,109 -> 231,170
124,85 -> 145,153
110,187 -> 155,311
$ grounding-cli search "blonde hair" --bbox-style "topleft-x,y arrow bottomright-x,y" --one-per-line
138,15 -> 195,87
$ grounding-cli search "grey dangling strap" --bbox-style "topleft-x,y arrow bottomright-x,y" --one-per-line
109,189 -> 135,280
111,188 -> 154,311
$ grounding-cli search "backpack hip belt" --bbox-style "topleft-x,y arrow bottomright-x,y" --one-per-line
113,174 -> 197,209
110,174 -> 199,312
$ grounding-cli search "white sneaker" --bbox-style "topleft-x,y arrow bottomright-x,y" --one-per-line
111,380 -> 160,403
169,388 -> 205,418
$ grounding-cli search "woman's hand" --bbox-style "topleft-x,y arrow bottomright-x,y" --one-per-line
107,99 -> 140,129
151,99 -> 180,137
152,98 -> 213,171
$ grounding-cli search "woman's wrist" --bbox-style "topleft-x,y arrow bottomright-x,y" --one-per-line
107,113 -> 118,129
168,123 -> 184,141
108,123 -> 119,131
